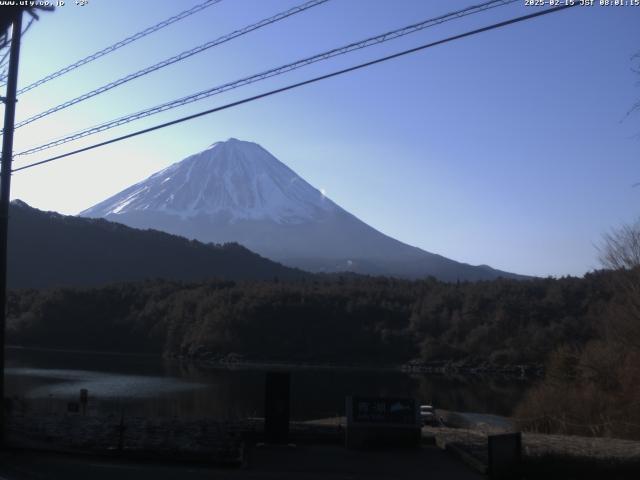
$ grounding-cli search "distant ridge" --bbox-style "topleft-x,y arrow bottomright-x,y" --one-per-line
81,138 -> 527,281
8,200 -> 306,289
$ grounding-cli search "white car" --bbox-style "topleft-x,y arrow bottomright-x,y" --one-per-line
420,405 -> 436,426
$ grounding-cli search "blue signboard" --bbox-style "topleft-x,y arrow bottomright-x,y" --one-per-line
351,397 -> 416,425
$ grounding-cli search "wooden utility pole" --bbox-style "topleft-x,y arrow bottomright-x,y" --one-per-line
0,10 -> 22,445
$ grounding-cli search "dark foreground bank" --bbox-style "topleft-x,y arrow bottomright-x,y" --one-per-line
5,412 -> 640,479
0,444 -> 482,480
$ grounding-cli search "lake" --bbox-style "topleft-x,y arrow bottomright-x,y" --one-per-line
5,347 -> 532,420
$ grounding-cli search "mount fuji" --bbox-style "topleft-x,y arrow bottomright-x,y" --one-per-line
81,138 -> 523,281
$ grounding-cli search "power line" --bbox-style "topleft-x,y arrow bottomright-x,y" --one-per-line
0,18 -> 35,86
12,0 -> 330,130
0,18 -> 33,66
12,3 -> 578,174
15,0 -> 224,96
14,0 -> 518,158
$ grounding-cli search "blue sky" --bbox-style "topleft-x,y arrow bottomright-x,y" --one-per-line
4,0 -> 640,277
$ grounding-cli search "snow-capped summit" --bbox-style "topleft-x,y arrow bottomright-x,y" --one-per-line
82,138 -> 336,224
81,139 -> 524,281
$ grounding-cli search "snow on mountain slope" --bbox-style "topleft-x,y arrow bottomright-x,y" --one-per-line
81,138 -> 526,281
83,138 -> 337,224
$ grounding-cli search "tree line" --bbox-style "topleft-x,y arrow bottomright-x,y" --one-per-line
6,270 -> 619,368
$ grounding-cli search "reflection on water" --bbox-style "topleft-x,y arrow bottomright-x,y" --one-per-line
5,347 -> 532,420
6,367 -> 204,398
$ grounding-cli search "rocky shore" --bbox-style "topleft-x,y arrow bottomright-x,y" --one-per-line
400,359 -> 544,377
173,350 -> 544,377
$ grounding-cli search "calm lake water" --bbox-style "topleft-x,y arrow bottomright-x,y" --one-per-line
5,347 -> 532,420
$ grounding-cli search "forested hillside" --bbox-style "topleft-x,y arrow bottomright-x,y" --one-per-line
7,270 -> 621,368
7,200 -> 306,288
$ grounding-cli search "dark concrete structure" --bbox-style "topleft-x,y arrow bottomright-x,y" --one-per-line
264,372 -> 290,444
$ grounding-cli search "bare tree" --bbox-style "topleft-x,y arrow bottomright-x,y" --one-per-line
599,220 -> 640,270
598,220 -> 640,353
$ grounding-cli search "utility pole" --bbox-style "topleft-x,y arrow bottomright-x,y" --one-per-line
0,10 -> 23,445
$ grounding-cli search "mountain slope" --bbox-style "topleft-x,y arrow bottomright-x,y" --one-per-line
81,138 -> 525,281
8,200 -> 306,289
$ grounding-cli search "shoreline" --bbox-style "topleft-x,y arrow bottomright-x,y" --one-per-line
171,354 -> 544,378
7,345 -> 543,377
